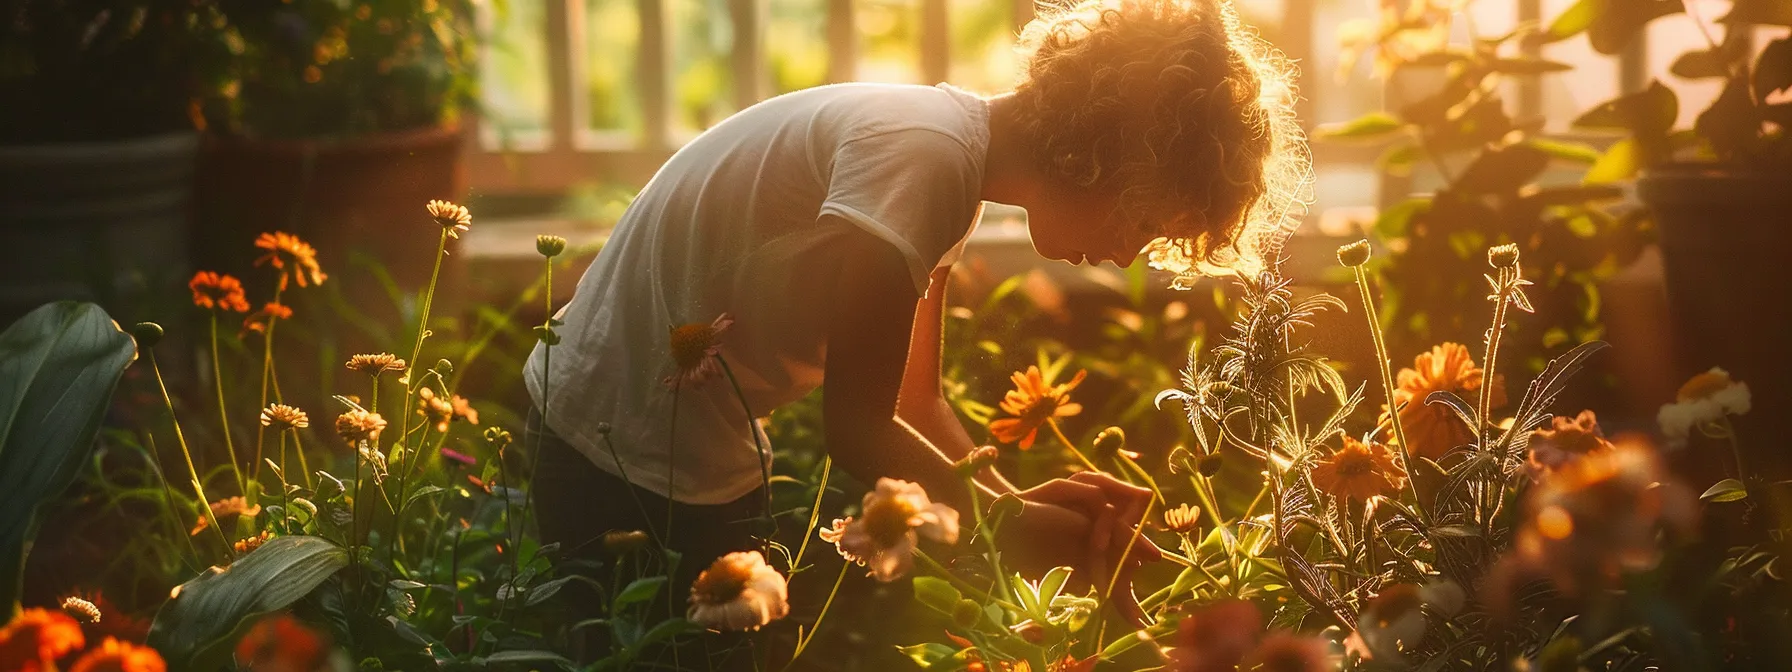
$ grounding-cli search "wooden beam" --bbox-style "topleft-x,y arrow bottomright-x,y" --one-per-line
639,0 -> 672,149
921,0 -> 950,84
731,0 -> 766,108
827,0 -> 856,83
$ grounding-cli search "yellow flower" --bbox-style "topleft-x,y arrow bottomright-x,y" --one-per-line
820,478 -> 959,581
259,404 -> 309,432
1656,367 -> 1750,447
345,353 -> 407,376
988,366 -> 1087,450
188,271 -> 249,313
665,313 -> 734,388
1310,437 -> 1406,502
687,551 -> 789,631
1379,343 -> 1505,460
0,608 -> 85,672
426,200 -> 472,239
191,497 -> 261,536
253,231 -> 327,290
335,410 -> 387,445
67,637 -> 165,672
1162,503 -> 1201,534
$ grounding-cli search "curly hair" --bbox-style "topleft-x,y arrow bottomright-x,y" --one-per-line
1011,0 -> 1312,286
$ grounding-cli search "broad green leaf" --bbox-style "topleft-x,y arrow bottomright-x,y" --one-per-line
632,618 -> 698,649
1453,143 -> 1552,194
1583,137 -> 1641,184
485,650 -> 575,668
1037,566 -> 1073,606
148,535 -> 350,669
1702,478 -> 1749,503
0,302 -> 136,609
1589,0 -> 1683,55
912,576 -> 961,614
1313,112 -> 1407,141
612,576 -> 667,611
898,643 -> 957,668
1573,81 -> 1678,138
1544,0 -> 1601,42
1523,137 -> 1602,164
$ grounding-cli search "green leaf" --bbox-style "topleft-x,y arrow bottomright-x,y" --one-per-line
148,535 -> 350,670
632,618 -> 698,650
1701,478 -> 1749,502
1671,47 -> 1737,80
402,485 -> 449,513
1491,58 -> 1576,75
1755,39 -> 1792,103
897,643 -> 957,668
1523,138 -> 1602,164
612,576 -> 667,611
1037,566 -> 1073,606
1573,81 -> 1678,138
0,302 -> 136,609
1453,143 -> 1552,194
1589,0 -> 1684,55
1377,142 -> 1423,177
912,576 -> 961,614
1010,574 -> 1042,618
1431,524 -> 1483,538
1583,137 -> 1641,184
1313,112 -> 1407,141
1374,198 -> 1432,239
1544,0 -> 1601,42
485,650 -> 575,668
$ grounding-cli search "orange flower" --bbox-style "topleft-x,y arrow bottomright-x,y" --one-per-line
0,608 -> 85,672
253,232 -> 327,290
241,302 -> 293,336
1310,437 -> 1407,502
235,613 -> 331,672
665,313 -> 734,388
416,387 -> 454,433
1527,410 -> 1614,474
1379,343 -> 1505,460
1515,439 -> 1695,596
1165,599 -> 1261,672
449,394 -> 478,425
190,496 -> 261,537
988,366 -> 1087,450
68,637 -> 164,672
189,271 -> 250,312
426,200 -> 472,239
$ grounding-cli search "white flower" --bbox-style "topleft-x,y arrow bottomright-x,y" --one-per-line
687,551 -> 789,631
1657,367 -> 1751,447
818,478 -> 959,582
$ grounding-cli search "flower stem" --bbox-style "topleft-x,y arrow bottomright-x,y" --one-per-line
520,256 -> 555,553
141,433 -> 202,570
277,431 -> 292,533
718,355 -> 776,550
779,561 -> 849,672
666,381 -> 682,549
791,457 -> 832,571
252,283 -> 285,484
1048,420 -> 1102,473
209,313 -> 245,494
149,350 -> 232,556
914,549 -> 1023,613
600,431 -> 661,546
1351,267 -> 1425,521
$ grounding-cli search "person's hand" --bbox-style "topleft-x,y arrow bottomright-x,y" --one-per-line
1002,472 -> 1163,628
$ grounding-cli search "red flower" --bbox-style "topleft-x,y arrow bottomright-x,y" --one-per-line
189,271 -> 250,313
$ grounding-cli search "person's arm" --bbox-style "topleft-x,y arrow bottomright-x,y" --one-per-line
896,265 -> 1019,494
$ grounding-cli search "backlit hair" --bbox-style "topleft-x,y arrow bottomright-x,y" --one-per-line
1012,0 -> 1312,287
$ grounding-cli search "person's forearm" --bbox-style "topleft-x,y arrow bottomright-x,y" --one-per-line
827,414 -> 996,516
897,395 -> 1018,494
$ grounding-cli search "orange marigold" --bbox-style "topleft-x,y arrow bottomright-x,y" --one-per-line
417,387 -> 454,433
235,614 -> 330,672
0,608 -> 85,672
241,302 -> 293,335
188,271 -> 249,313
1310,437 -> 1407,502
253,231 -> 327,290
988,366 -> 1086,450
68,637 -> 164,672
1379,343 -> 1506,460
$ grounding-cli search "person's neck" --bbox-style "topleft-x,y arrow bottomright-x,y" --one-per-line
980,92 -> 1040,207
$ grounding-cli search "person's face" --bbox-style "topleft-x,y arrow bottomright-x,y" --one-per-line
1023,183 -> 1156,267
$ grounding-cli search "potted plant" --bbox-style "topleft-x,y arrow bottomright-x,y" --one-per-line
192,0 -> 477,316
0,0 -> 233,325
1546,0 -> 1792,481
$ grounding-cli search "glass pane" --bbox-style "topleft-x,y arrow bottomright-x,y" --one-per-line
948,0 -> 1016,94
768,0 -> 830,94
586,0 -> 644,137
1540,0 -> 1617,129
1310,0 -> 1382,124
1649,4 -> 1787,129
479,0 -> 551,147
670,0 -> 736,134
858,0 -> 921,83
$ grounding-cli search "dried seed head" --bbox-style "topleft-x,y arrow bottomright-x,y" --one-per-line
951,599 -> 982,629
603,530 -> 651,554
132,322 -> 164,349
1489,243 -> 1520,269
1198,453 -> 1225,478
1092,427 -> 1127,460
1337,239 -> 1371,267
536,234 -> 567,258
60,596 -> 101,624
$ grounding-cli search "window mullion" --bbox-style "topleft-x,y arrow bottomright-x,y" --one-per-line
640,0 -> 673,149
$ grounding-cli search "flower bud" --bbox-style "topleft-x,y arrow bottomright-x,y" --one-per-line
951,599 -> 982,629
596,422 -> 613,435
1092,427 -> 1126,460
536,234 -> 568,258
603,529 -> 651,554
1197,453 -> 1224,478
1336,239 -> 1371,267
434,358 -> 454,375
132,322 -> 164,348
1489,243 -> 1520,269
954,445 -> 999,476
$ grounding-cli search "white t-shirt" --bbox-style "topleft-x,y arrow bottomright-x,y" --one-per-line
524,83 -> 991,504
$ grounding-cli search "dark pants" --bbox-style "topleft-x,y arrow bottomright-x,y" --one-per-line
527,409 -> 764,668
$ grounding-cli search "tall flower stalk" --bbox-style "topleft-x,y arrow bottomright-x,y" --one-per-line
140,325 -> 232,557
1479,244 -> 1532,447
520,235 -> 565,553
1338,240 -> 1424,517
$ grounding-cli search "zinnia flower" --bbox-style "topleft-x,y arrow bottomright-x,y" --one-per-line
1163,503 -> 1201,534
240,302 -> 294,336
1657,367 -> 1751,447
60,596 -> 101,625
988,366 -> 1086,450
253,232 -> 327,290
449,394 -> 478,425
1165,599 -> 1261,672
1310,437 -> 1406,502
0,608 -> 85,672
235,614 -> 330,672
191,497 -> 262,536
188,271 -> 250,313
335,410 -> 387,445
345,353 -> 407,376
416,387 -> 454,433
426,200 -> 472,239
1514,439 -> 1695,596
1245,634 -> 1332,672
234,531 -> 272,555
259,404 -> 309,432
819,478 -> 960,581
1528,410 -> 1614,474
68,637 -> 164,672
1379,343 -> 1506,460
686,551 -> 790,631
665,313 -> 734,388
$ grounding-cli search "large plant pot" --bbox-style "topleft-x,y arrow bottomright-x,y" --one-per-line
1640,166 -> 1792,482
0,131 -> 199,327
